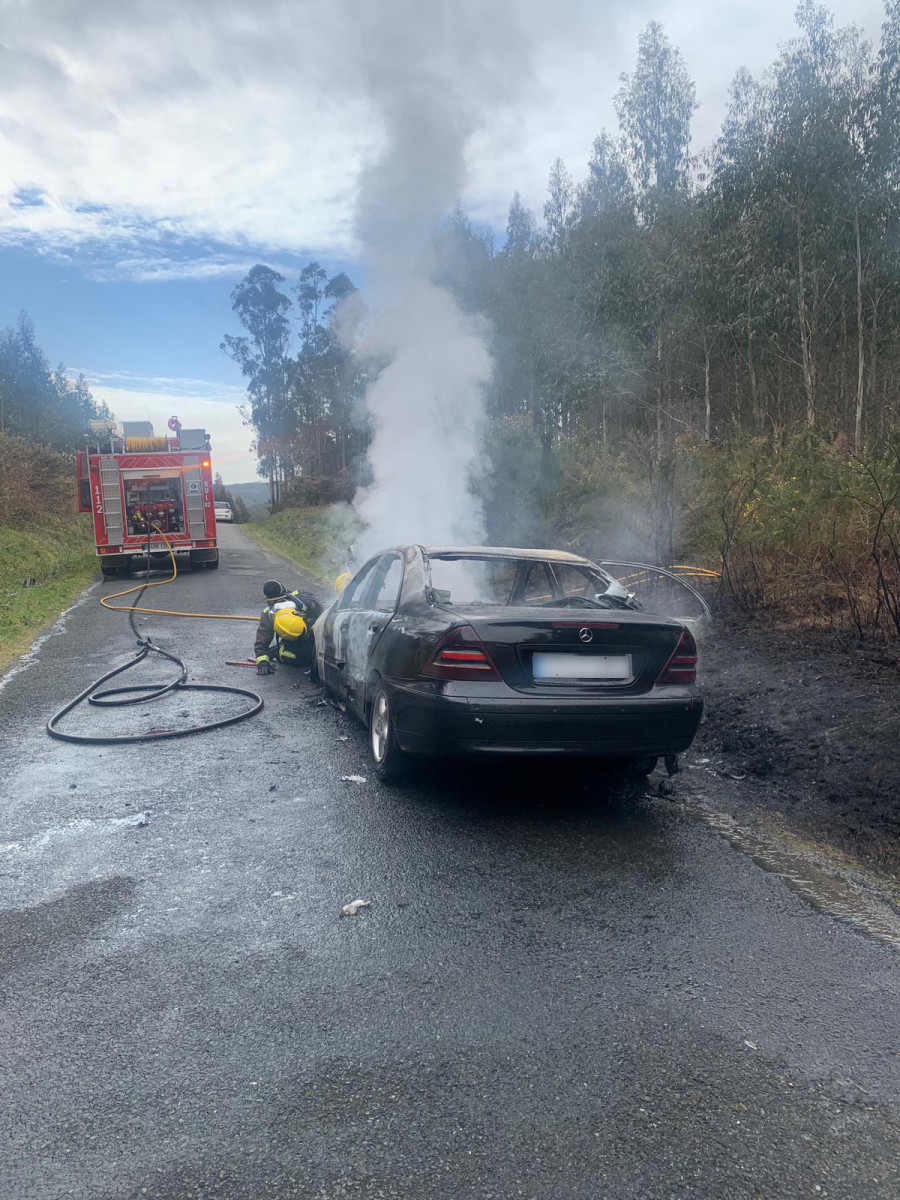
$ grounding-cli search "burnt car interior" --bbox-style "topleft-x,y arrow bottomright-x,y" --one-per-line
425,554 -> 635,611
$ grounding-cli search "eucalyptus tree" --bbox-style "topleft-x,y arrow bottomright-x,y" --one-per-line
222,265 -> 292,506
614,21 -> 698,457
0,312 -> 106,449
490,193 -> 541,425
565,133 -> 642,447
614,20 -> 697,210
291,263 -> 365,479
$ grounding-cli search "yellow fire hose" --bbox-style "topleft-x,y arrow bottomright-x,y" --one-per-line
614,565 -> 721,586
99,525 -> 257,623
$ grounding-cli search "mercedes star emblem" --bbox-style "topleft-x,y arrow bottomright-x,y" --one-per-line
579,627 -> 593,643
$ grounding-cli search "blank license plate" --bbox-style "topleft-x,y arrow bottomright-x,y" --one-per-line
533,653 -> 632,680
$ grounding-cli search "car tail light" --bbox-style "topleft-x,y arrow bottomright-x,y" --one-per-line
656,629 -> 698,685
421,624 -> 501,682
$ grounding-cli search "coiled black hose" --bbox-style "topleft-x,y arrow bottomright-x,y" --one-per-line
47,539 -> 263,745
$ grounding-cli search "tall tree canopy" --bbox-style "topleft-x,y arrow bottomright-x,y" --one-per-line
0,313 -> 107,449
224,5 -> 900,511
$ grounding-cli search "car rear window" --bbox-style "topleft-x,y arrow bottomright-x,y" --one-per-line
427,557 -> 521,605
427,554 -> 617,608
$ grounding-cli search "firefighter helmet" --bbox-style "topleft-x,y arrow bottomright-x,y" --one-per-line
335,570 -> 352,594
274,609 -> 307,640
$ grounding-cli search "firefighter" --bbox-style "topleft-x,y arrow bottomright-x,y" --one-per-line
254,579 -> 323,675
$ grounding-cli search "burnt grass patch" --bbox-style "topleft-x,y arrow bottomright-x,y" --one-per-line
696,617 -> 900,873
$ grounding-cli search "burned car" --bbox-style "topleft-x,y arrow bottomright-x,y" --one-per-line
313,545 -> 703,782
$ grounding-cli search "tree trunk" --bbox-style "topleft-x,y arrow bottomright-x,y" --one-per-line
656,326 -> 664,460
868,291 -> 879,439
702,328 -> 711,441
796,212 -> 815,428
746,283 -> 760,430
840,295 -> 848,423
855,206 -> 865,451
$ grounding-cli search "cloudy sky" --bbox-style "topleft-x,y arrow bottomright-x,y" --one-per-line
0,0 -> 885,481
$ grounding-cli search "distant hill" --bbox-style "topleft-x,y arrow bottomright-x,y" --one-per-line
227,481 -> 270,507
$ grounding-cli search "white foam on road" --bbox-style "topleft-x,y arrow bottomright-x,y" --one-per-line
0,809 -> 150,858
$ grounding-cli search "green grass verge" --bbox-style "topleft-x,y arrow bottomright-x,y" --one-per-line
241,505 -> 360,587
0,518 -> 98,672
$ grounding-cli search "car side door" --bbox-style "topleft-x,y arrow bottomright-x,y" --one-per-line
343,554 -> 404,718
322,557 -> 380,700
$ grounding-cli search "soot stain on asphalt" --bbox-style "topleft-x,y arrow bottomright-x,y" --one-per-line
0,875 -> 138,975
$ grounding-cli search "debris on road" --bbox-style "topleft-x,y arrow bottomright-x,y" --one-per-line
112,810 -> 150,828
340,774 -> 367,784
658,778 -> 675,797
338,735 -> 349,742
340,899 -> 371,917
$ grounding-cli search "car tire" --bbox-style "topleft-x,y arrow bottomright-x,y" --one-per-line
368,683 -> 406,784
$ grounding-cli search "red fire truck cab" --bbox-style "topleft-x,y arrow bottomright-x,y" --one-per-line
77,421 -> 219,578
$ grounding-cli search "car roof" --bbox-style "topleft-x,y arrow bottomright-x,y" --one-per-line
417,545 -> 596,566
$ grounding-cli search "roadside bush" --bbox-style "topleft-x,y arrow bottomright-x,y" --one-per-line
276,473 -> 356,510
232,495 -> 252,523
243,503 -> 362,582
0,432 -> 96,668
0,433 -> 77,526
479,420 -> 900,638
683,432 -> 900,636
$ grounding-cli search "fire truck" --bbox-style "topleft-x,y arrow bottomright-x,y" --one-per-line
77,418 -> 219,578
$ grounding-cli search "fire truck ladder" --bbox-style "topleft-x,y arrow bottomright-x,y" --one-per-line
182,459 -> 208,541
98,455 -> 125,543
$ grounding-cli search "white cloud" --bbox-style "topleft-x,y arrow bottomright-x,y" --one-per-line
0,0 -> 886,267
85,254 -> 296,283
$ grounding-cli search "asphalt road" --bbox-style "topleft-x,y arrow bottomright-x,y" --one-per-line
1,524 -> 898,1200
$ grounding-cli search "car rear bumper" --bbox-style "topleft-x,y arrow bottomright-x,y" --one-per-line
387,680 -> 703,759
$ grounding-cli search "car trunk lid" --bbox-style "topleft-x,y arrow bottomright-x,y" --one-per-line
436,605 -> 683,694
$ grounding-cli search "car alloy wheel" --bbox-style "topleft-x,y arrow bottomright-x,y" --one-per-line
371,692 -> 389,764
368,684 -> 406,783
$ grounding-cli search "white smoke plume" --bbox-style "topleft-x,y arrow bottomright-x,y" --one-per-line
344,0 -> 532,556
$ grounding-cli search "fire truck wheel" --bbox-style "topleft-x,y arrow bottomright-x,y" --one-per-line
205,554 -> 219,570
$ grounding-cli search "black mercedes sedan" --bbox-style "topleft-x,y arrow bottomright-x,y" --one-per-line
313,545 -> 703,782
